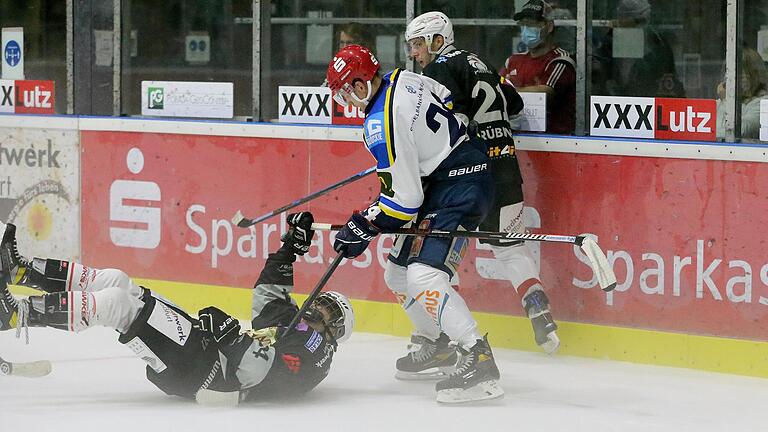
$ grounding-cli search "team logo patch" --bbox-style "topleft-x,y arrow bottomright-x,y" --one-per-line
304,330 -> 323,353
282,354 -> 302,374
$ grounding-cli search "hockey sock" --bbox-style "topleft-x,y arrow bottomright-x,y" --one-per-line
384,261 -> 440,340
407,263 -> 481,350
28,288 -> 143,333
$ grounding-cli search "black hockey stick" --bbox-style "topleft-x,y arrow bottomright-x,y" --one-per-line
280,253 -> 345,339
312,223 -> 617,292
0,355 -> 52,378
232,166 -> 376,228
197,255 -> 346,407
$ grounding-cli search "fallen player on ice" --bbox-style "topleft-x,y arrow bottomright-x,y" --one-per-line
0,212 -> 354,405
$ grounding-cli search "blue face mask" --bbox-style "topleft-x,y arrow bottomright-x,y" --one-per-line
521,25 -> 543,48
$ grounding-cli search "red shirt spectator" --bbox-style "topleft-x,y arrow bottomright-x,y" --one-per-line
501,0 -> 576,135
500,48 -> 575,134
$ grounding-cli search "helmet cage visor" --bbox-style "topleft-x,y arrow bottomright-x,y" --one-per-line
310,294 -> 347,342
331,80 -> 372,107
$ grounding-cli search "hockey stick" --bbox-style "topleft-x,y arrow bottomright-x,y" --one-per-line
0,356 -> 52,378
280,252 -> 345,338
232,166 -> 376,228
312,223 -> 617,292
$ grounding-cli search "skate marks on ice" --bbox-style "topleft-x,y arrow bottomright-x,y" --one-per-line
2,329 -> 768,432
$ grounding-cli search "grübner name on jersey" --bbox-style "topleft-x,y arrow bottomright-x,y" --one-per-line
448,163 -> 487,177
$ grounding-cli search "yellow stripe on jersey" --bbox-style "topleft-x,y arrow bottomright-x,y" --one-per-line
383,68 -> 401,167
378,201 -> 415,221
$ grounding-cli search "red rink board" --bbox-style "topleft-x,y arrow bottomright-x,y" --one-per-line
81,131 -> 768,341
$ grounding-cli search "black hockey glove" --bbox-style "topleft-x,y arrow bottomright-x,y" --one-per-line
282,212 -> 315,255
197,306 -> 241,345
333,212 -> 379,258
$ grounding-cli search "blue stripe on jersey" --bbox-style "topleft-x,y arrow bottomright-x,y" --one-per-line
379,196 -> 418,216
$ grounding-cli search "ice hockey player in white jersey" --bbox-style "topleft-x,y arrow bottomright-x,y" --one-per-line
326,44 -> 503,403
0,214 -> 353,403
405,11 -> 560,354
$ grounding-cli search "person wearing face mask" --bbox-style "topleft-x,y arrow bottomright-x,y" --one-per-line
500,0 -> 576,134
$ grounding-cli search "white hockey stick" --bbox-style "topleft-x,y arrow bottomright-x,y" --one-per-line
0,356 -> 52,378
312,223 -> 617,292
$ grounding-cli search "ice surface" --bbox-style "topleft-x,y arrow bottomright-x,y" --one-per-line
2,328 -> 768,432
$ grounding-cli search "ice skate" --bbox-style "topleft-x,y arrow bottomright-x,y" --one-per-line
395,333 -> 458,380
0,270 -> 18,331
0,222 -> 29,285
524,290 -> 560,354
435,335 -> 504,404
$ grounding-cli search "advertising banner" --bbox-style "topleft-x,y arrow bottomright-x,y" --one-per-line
141,81 -> 233,119
278,86 -> 332,124
0,79 -> 55,114
279,86 -> 364,126
81,131 -> 768,342
0,125 -> 80,260
591,96 -> 716,141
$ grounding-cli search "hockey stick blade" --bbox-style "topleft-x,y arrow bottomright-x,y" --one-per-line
577,237 -> 617,292
232,166 -> 376,228
0,357 -> 52,378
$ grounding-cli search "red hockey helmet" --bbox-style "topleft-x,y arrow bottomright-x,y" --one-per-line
326,44 -> 380,106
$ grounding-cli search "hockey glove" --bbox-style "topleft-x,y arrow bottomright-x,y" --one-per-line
333,212 -> 380,259
198,306 -> 241,345
282,212 -> 315,255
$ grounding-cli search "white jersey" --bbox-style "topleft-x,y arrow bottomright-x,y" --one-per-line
362,69 -> 468,225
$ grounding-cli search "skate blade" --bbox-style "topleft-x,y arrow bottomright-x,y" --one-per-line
395,365 -> 455,381
540,331 -> 560,355
436,380 -> 505,404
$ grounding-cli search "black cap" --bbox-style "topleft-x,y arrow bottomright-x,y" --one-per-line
514,0 -> 553,22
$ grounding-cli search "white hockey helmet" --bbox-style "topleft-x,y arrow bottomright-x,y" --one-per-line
405,11 -> 454,54
311,291 -> 355,343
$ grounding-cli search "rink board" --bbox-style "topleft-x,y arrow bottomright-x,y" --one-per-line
3,115 -> 768,378
0,116 -> 80,261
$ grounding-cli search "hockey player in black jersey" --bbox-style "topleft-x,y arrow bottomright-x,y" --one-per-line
398,11 -> 561,359
0,213 -> 353,404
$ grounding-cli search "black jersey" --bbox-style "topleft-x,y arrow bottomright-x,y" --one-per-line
422,47 -> 524,185
121,246 -> 336,401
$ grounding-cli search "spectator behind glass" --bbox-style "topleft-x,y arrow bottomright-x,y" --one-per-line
592,0 -> 684,98
500,0 -> 576,135
716,48 -> 768,140
337,23 -> 374,51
